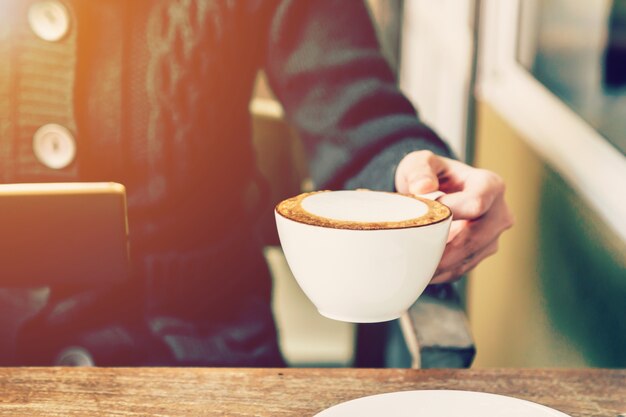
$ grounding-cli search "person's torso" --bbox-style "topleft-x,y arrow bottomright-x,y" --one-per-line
0,0 -> 280,311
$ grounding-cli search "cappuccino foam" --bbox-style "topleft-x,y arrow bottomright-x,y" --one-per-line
276,190 -> 451,230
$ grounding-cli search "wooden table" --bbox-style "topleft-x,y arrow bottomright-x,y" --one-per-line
0,368 -> 624,416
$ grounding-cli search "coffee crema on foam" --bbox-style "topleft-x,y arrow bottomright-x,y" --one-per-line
276,190 -> 452,231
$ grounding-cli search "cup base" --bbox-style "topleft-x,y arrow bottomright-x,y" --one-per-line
318,309 -> 403,323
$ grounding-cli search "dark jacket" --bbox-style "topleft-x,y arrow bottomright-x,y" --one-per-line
0,0 -> 450,366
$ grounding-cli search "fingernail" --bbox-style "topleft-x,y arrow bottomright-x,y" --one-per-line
409,178 -> 434,194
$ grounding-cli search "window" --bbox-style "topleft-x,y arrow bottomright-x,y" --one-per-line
518,0 -> 626,156
477,0 -> 626,244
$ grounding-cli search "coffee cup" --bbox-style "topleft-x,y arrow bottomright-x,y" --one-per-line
275,189 -> 452,323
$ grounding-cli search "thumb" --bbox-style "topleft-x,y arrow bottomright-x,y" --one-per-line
395,150 -> 443,195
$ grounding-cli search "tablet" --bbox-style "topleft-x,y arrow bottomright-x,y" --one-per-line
0,182 -> 130,287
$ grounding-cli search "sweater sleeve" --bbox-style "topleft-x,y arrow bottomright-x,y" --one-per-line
264,0 -> 452,191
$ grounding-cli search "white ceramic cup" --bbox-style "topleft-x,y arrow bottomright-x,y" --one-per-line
275,189 -> 452,323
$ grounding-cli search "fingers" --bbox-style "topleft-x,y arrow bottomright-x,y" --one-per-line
395,151 -> 447,195
396,151 -> 506,221
430,195 -> 514,283
395,151 -> 514,284
430,238 -> 499,284
435,228 -> 499,279
446,219 -> 467,244
438,168 -> 506,220
445,197 -> 512,264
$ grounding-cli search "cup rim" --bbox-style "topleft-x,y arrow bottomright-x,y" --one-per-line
275,190 -> 452,231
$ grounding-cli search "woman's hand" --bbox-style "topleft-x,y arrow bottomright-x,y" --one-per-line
395,150 -> 514,284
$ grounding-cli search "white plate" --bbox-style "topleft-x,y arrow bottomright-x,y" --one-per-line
314,390 -> 571,417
